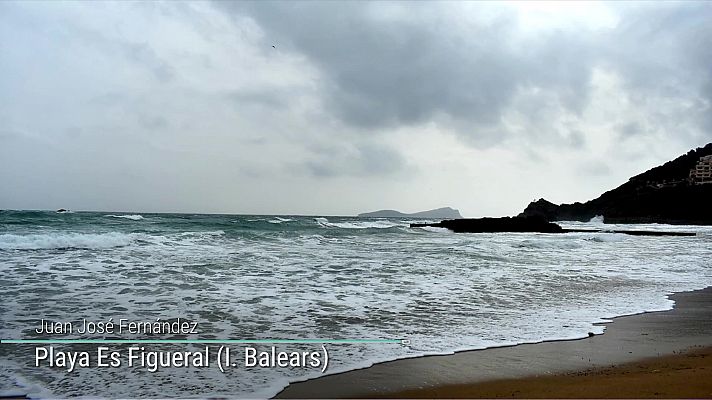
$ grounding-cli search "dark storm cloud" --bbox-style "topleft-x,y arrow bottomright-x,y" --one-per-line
216,2 -> 595,145
611,3 -> 712,90
604,3 -> 712,141
215,1 -> 712,147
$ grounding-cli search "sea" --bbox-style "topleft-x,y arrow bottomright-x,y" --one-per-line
1,210 -> 711,397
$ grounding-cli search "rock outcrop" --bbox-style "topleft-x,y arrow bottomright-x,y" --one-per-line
411,216 -> 564,233
411,216 -> 694,236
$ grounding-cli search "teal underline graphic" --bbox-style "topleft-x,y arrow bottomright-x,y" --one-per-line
0,339 -> 404,344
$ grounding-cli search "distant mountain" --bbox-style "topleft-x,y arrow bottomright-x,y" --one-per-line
358,207 -> 463,219
520,143 -> 712,224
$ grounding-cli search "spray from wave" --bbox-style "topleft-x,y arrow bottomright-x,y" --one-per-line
588,215 -> 604,224
106,214 -> 144,221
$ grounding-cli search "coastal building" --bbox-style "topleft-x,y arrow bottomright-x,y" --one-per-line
689,155 -> 712,184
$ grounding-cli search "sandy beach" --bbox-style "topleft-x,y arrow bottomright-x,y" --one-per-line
277,287 -> 712,398
386,346 -> 712,398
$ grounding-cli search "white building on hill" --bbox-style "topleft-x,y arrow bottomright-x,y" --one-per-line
690,155 -> 712,184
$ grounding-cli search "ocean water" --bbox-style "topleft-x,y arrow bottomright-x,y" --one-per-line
1,210 -> 711,397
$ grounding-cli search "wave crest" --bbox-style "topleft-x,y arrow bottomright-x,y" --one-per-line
314,217 -> 403,229
588,215 -> 604,224
0,232 -> 139,250
268,217 -> 293,224
106,214 -> 144,221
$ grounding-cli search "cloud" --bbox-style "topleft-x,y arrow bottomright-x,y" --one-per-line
302,142 -> 410,178
218,2 -> 597,147
218,2 -> 552,138
217,1 -> 712,150
602,2 -> 712,142
618,122 -> 643,139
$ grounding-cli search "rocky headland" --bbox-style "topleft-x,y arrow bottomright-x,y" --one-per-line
520,143 -> 712,225
409,143 -> 710,234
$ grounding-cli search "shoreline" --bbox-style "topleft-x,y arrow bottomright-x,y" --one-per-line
276,286 -> 712,398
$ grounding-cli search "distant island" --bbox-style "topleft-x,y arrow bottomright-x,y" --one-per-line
520,143 -> 712,225
358,207 -> 463,219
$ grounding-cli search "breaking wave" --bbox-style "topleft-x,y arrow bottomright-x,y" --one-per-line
268,217 -> 293,224
0,232 -> 139,250
314,217 -> 403,229
106,214 -> 144,221
588,215 -> 605,224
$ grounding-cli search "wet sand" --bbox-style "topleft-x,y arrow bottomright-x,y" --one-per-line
387,346 -> 712,398
276,287 -> 712,398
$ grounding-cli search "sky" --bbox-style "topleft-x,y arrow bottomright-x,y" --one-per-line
1,1 -> 711,216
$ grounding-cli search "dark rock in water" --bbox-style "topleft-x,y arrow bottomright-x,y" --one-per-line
411,216 -> 564,233
411,216 -> 695,236
519,143 -> 712,225
56,208 -> 68,213
359,207 -> 463,219
563,228 -> 694,237
520,199 -> 567,221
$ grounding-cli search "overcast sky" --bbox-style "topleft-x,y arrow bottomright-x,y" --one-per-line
1,1 -> 710,216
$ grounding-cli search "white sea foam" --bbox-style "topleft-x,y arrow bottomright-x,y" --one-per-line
106,214 -> 144,220
203,230 -> 225,236
177,230 -> 225,237
0,232 -> 140,250
585,233 -> 627,242
269,217 -> 293,224
517,236 -> 583,249
315,217 -> 403,229
417,226 -> 451,233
